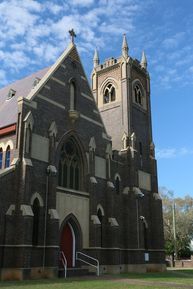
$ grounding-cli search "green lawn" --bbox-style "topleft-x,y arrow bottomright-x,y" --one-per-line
0,269 -> 193,289
121,269 -> 193,284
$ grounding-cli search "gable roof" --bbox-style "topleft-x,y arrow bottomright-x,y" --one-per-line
0,42 -> 77,130
0,42 -> 108,137
26,42 -> 75,101
0,67 -> 49,129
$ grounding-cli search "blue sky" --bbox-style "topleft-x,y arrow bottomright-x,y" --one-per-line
0,0 -> 192,197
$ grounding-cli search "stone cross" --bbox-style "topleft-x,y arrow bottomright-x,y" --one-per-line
69,29 -> 76,43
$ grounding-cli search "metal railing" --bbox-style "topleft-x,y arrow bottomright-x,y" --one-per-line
60,251 -> 67,278
76,251 -> 99,276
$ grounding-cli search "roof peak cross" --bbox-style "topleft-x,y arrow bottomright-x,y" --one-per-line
69,29 -> 76,44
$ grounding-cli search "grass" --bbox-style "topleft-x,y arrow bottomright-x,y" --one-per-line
120,269 -> 193,284
0,269 -> 193,289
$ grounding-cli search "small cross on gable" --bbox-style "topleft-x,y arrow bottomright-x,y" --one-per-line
69,29 -> 76,43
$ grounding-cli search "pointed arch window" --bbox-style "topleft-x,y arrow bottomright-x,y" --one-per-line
134,85 -> 142,105
97,208 -> 103,247
70,81 -> 76,111
32,198 -> 40,246
114,173 -> 121,194
58,138 -> 82,190
5,146 -> 10,168
103,83 -> 116,104
25,124 -> 32,154
0,148 -> 3,169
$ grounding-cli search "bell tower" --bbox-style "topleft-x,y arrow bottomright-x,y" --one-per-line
91,34 -> 164,254
91,34 -> 153,159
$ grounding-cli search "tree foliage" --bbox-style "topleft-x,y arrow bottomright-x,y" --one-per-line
160,187 -> 193,259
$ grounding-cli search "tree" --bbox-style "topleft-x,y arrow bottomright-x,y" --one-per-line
160,187 -> 193,259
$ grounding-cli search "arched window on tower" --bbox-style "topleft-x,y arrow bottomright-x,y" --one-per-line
134,85 -> 142,105
103,83 -> 116,104
32,198 -> 40,246
0,148 -> 3,169
70,81 -> 76,111
58,138 -> 82,191
5,146 -> 10,168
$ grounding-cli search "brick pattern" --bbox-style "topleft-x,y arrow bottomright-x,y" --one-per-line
0,45 -> 165,278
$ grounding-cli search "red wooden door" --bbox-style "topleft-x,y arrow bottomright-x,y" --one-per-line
60,223 -> 73,267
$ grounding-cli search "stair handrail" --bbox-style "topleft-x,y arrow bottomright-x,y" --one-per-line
76,251 -> 99,276
60,251 -> 67,278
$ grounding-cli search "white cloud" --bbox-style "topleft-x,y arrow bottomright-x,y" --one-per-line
99,23 -> 126,35
189,66 -> 193,73
0,69 -> 7,86
156,147 -> 193,159
45,3 -> 64,14
0,1 -> 39,40
162,32 -> 185,49
0,50 -> 30,71
20,0 -> 42,12
70,0 -> 95,6
2,0 -> 188,90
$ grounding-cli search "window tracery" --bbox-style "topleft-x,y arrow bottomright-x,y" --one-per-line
103,83 -> 116,104
134,85 -> 142,105
58,139 -> 82,190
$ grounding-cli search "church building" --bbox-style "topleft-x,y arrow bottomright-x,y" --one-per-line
0,32 -> 165,280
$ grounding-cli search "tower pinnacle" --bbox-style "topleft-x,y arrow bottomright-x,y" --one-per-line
140,51 -> 147,69
93,48 -> 99,68
122,34 -> 129,59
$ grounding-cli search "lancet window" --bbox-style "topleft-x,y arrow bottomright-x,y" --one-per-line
70,81 -> 76,110
0,148 -> 3,169
5,146 -> 10,168
32,198 -> 40,246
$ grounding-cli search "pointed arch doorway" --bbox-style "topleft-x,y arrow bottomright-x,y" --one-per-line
60,216 -> 82,268
60,222 -> 75,267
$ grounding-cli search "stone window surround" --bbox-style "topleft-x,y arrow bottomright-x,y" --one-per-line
132,79 -> 147,110
103,83 -> 116,104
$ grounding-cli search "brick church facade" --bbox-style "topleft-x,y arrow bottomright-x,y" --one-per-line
0,34 -> 165,280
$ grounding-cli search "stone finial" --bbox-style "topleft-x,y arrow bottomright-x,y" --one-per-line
93,48 -> 99,68
122,33 -> 129,59
140,51 -> 147,69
